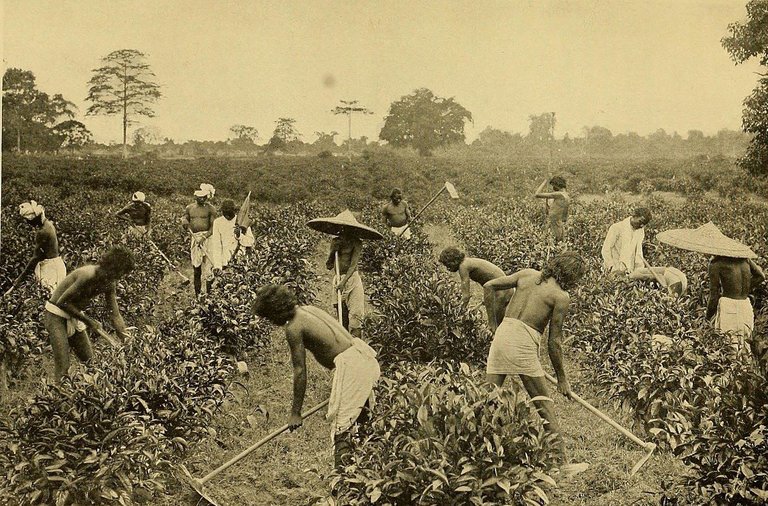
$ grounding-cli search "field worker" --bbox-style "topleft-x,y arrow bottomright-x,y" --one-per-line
6,201 -> 66,296
44,246 -> 134,382
252,284 -> 380,468
601,207 -> 687,296
183,188 -> 217,296
484,251 -> 586,470
707,256 -> 765,350
438,247 -> 513,333
534,176 -> 570,245
200,183 -> 216,204
209,199 -> 255,271
115,191 -> 152,238
326,228 -> 365,338
382,188 -> 412,239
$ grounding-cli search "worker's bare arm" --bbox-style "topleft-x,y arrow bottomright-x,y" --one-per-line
484,271 -> 529,292
286,326 -> 307,429
706,263 -> 721,321
458,263 -> 472,305
54,274 -> 100,330
748,259 -> 766,284
548,292 -> 571,397
535,191 -> 567,200
104,285 -> 128,339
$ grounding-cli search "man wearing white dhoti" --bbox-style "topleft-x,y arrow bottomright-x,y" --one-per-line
252,284 -> 380,468
6,201 -> 66,296
183,188 -> 217,295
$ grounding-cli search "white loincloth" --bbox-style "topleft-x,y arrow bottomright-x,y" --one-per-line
45,301 -> 87,337
486,317 -> 545,377
190,231 -> 213,284
391,225 -> 412,240
35,257 -> 67,293
714,297 -> 754,349
326,338 -> 380,440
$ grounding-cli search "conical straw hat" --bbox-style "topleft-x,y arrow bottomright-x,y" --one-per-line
306,209 -> 385,241
656,222 -> 757,259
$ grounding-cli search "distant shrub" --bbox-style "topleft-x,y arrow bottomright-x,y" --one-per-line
317,150 -> 333,158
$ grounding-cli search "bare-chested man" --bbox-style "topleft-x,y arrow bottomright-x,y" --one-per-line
382,188 -> 412,239
116,191 -> 152,237
326,230 -> 364,338
183,189 -> 217,295
484,251 -> 585,464
438,247 -> 513,333
534,176 -> 570,245
252,284 -> 380,468
6,201 -> 66,296
44,246 -> 134,381
707,256 -> 765,351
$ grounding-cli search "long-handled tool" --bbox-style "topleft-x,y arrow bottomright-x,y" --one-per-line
397,181 -> 459,237
641,257 -> 670,292
334,251 -> 344,324
180,399 -> 330,506
544,373 -> 656,476
148,238 -> 191,285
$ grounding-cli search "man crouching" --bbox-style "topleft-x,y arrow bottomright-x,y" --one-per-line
252,284 -> 380,468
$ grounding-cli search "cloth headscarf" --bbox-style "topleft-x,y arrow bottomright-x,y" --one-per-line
19,200 -> 45,221
200,183 -> 216,199
194,189 -> 208,197
132,191 -> 146,202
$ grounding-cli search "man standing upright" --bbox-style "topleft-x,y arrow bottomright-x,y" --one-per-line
708,256 -> 765,350
183,188 -> 217,295
326,228 -> 364,338
534,176 -> 570,246
7,201 -> 66,295
382,188 -> 412,239
116,191 -> 152,238
209,199 -> 255,271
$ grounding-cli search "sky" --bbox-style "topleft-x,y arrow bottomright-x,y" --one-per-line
2,0 -> 762,145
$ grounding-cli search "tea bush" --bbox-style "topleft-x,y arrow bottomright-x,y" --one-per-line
332,361 -> 560,506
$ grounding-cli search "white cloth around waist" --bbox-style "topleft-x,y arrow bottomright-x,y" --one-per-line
45,301 -> 87,336
326,338 -> 380,439
391,225 -> 412,239
714,296 -> 754,338
486,317 -> 545,377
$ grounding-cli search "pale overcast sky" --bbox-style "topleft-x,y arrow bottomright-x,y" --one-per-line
2,0 -> 761,144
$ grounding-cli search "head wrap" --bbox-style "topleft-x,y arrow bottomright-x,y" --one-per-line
194,189 -> 208,197
132,191 -> 146,202
200,183 -> 216,199
19,201 -> 45,221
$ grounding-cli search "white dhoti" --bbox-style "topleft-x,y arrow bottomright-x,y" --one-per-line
190,232 -> 213,286
326,338 -> 380,439
714,297 -> 754,349
486,318 -> 545,377
391,225 -> 412,240
35,257 -> 67,293
45,301 -> 87,337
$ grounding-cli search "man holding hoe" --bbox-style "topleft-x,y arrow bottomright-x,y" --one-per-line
183,186 -> 217,295
382,188 -> 412,239
534,176 -> 570,246
116,191 -> 152,238
252,284 -> 380,468
44,246 -> 134,382
6,201 -> 66,296
438,247 -> 512,333
484,251 -> 587,473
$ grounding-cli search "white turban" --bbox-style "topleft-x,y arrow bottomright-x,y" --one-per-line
194,189 -> 208,197
132,191 -> 146,202
199,183 -> 216,199
19,200 -> 45,221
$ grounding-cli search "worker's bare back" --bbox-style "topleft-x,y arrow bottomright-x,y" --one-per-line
49,266 -> 112,310
38,221 -> 60,259
710,257 -> 752,299
503,269 -> 568,334
185,203 -> 216,233
548,194 -> 570,224
287,306 -> 353,369
463,257 -> 506,286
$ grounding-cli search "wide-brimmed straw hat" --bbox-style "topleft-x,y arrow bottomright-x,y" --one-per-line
306,209 -> 384,240
656,222 -> 757,259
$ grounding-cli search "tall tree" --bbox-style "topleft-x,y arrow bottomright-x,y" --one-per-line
722,0 -> 768,176
527,112 -> 556,145
333,100 -> 373,160
2,68 -> 75,152
86,49 -> 161,159
263,118 -> 302,154
229,125 -> 259,144
379,88 -> 472,156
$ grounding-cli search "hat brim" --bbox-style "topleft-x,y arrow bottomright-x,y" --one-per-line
306,217 -> 384,240
656,224 -> 757,259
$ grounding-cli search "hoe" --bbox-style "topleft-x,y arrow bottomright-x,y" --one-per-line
148,238 -> 191,285
397,181 -> 459,237
180,399 -> 330,505
544,373 -> 656,476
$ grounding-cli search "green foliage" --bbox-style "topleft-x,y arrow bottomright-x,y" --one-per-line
332,361 -> 560,505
